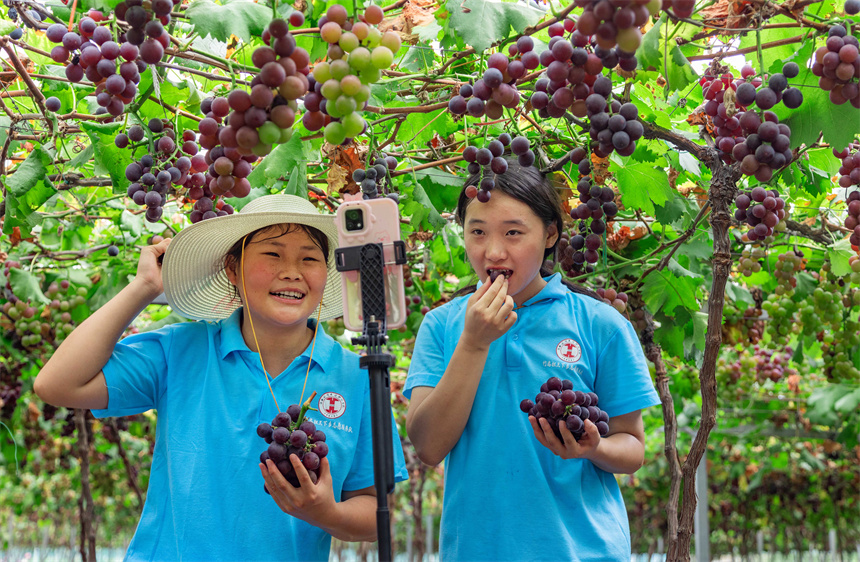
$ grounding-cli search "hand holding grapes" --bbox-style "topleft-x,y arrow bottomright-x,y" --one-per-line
260,456 -> 338,525
134,238 -> 171,297
529,415 -> 601,460
460,275 -> 517,351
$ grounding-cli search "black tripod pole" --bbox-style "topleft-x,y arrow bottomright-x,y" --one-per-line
336,241 -> 404,562
361,323 -> 395,562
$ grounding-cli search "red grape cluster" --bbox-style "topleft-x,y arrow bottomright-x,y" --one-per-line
304,5 -> 399,145
114,0 -> 172,63
737,246 -> 765,277
847,0 -> 860,14
520,377 -> 610,441
595,286 -> 628,313
845,190 -> 860,249
447,52 -> 523,119
45,14 -> 149,115
701,64 -> 801,166
734,186 -> 786,241
207,18 -> 308,157
835,142 -> 860,188
257,403 -> 328,488
573,0 -> 657,55
810,24 -> 860,108
352,152 -> 398,199
528,28 -> 636,121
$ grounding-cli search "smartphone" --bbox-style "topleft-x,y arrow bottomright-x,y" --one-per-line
335,197 -> 407,331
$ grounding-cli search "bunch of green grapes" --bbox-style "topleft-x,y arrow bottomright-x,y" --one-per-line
302,4 -> 401,144
737,246 -> 765,277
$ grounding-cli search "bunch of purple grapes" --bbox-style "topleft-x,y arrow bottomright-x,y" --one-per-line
573,0 -> 656,55
352,152 -> 398,198
205,18 -> 309,157
114,0 -> 172,63
559,150 -> 617,273
663,0 -> 695,17
447,52 -> 523,119
734,186 -> 786,241
257,404 -> 328,488
463,135 -> 533,203
732,113 -> 793,183
115,0 -> 173,64
810,23 -> 860,108
45,17 -> 149,115
122,118 -> 235,223
734,62 -> 804,112
528,26 -> 636,121
520,376 -> 610,441
587,84 -> 643,158
835,142 -> 860,188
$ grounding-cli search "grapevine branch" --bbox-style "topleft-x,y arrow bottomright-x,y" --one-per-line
0,39 -> 50,131
667,156 -> 740,561
74,410 -> 97,562
640,317 -> 681,546
686,34 -> 805,62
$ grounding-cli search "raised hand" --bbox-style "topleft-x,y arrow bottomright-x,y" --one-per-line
135,238 -> 171,297
460,274 -> 517,352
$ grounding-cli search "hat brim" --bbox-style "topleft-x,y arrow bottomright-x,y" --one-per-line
162,210 -> 343,322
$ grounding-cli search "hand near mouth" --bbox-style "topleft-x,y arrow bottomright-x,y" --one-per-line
460,274 -> 517,352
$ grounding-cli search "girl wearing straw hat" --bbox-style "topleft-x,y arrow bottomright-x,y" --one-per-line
35,194 -> 408,562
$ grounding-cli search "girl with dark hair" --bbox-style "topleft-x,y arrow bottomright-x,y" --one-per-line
404,159 -> 660,561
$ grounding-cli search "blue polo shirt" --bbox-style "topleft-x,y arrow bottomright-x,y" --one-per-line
405,274 -> 660,562
92,308 -> 408,562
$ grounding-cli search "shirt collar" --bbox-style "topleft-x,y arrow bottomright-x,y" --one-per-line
218,308 -> 335,373
474,273 -> 568,306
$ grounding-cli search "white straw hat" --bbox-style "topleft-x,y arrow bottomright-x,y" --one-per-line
162,194 -> 343,322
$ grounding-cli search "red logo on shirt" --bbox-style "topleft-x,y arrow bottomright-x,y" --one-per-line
556,339 -> 582,363
319,392 -> 346,419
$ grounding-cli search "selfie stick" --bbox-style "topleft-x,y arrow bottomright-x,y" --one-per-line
335,240 -> 406,562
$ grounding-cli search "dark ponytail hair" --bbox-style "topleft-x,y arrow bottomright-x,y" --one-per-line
453,158 -> 600,301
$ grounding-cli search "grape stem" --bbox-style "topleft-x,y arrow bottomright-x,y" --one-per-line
294,391 -> 318,428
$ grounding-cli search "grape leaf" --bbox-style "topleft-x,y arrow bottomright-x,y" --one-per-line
246,134 -> 308,194
80,121 -> 127,193
445,0 -> 544,54
0,20 -> 18,36
828,238 -> 854,277
641,270 -> 699,317
610,161 -> 672,215
776,81 -> 860,152
185,0 -> 273,43
635,15 -> 697,92
8,268 -> 50,305
5,146 -> 52,197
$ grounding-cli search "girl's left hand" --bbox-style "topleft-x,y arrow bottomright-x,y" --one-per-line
260,456 -> 338,525
528,416 -> 601,460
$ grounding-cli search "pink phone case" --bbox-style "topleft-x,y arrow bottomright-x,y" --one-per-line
335,198 -> 407,331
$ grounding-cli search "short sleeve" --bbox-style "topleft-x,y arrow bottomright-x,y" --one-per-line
403,308 -> 447,399
90,328 -> 172,419
593,321 -> 660,418
342,386 -> 409,492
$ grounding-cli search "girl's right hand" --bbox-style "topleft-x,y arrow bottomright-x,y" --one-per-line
135,238 -> 171,297
461,274 -> 517,351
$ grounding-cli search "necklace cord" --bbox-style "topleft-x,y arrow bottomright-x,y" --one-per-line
240,233 -> 321,415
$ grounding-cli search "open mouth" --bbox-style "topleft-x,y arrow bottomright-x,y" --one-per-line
488,269 -> 513,282
270,290 -> 305,300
